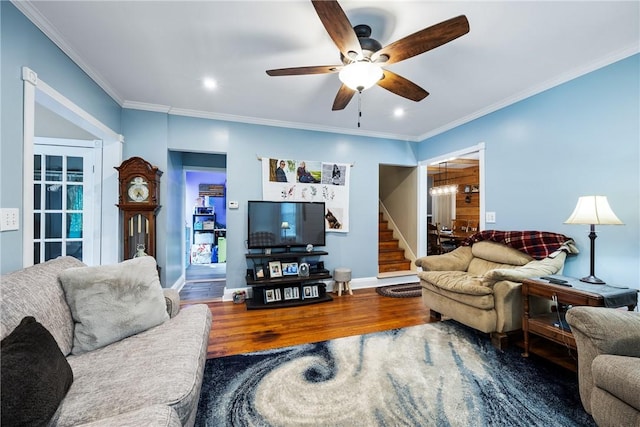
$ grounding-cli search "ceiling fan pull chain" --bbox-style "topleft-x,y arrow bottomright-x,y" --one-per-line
357,90 -> 362,128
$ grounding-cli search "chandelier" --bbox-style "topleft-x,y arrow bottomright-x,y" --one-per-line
429,162 -> 458,196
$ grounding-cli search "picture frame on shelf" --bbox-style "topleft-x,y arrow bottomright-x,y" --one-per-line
264,289 -> 276,303
255,264 -> 265,279
302,285 -> 318,299
302,285 -> 312,299
274,288 -> 282,301
282,262 -> 299,276
268,261 -> 282,278
283,286 -> 300,300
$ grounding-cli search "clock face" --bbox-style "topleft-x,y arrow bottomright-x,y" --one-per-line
127,176 -> 150,202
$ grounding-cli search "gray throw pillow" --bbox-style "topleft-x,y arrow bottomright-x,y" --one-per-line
59,257 -> 169,355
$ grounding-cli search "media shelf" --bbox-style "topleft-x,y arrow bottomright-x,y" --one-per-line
245,250 -> 332,310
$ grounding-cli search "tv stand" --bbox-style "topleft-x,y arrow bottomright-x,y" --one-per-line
245,250 -> 332,309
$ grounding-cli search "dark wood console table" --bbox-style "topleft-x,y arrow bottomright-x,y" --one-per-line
522,276 -> 637,361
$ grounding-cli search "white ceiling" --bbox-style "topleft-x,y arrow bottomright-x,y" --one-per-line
15,1 -> 639,141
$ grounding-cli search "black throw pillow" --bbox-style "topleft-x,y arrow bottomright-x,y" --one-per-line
1,316 -> 74,427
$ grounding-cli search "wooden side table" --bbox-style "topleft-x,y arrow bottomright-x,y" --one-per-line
521,276 -> 637,359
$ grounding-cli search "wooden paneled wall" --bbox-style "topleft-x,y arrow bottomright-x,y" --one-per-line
432,166 -> 480,228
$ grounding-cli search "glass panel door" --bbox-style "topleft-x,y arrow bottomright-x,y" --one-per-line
33,145 -> 94,264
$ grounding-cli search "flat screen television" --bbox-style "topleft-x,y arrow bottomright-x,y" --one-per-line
247,201 -> 326,250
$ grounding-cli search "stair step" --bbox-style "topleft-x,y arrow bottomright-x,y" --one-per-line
378,240 -> 400,250
379,249 -> 406,261
378,260 -> 412,273
378,212 -> 411,273
379,229 -> 394,241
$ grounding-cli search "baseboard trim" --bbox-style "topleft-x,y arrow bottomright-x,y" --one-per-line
170,274 -> 185,292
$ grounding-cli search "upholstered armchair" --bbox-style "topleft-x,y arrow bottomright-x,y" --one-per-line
416,240 -> 568,348
566,306 -> 640,427
416,231 -> 578,349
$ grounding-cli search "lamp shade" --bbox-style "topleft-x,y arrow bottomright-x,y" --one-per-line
280,221 -> 290,230
339,62 -> 383,91
564,196 -> 623,225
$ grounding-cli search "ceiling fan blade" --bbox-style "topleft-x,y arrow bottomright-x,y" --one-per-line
311,0 -> 363,60
377,70 -> 429,102
372,15 -> 469,65
332,84 -> 356,111
266,65 -> 342,76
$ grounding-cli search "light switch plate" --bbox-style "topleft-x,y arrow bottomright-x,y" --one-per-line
485,211 -> 496,223
228,201 -> 239,209
0,208 -> 20,231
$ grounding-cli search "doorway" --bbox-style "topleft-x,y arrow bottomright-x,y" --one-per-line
181,168 -> 227,302
418,143 -> 485,258
22,67 -> 122,268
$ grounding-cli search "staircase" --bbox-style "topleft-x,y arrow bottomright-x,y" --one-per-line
378,212 -> 412,273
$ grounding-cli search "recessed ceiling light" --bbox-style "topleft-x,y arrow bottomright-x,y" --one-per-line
393,108 -> 405,118
203,78 -> 217,90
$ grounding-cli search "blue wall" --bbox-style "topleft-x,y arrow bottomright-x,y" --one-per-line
418,55 -> 640,287
185,170 -> 227,227
3,1 -> 638,291
121,110 -> 418,287
0,2 -> 121,273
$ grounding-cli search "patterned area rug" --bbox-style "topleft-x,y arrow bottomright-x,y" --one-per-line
375,283 -> 422,298
196,322 -> 594,426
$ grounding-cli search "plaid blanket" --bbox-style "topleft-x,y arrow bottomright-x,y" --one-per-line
460,230 -> 578,260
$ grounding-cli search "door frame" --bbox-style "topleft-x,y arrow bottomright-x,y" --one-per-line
183,166 -> 227,280
22,66 -> 123,267
417,142 -> 486,258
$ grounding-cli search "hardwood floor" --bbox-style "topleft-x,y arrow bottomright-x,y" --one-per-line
185,288 -> 578,371
179,280 -> 225,302
192,288 -> 432,359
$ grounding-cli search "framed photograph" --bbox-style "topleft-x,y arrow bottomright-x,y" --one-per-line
268,261 -> 282,278
255,264 -> 265,279
274,288 -> 282,301
282,261 -> 299,276
302,285 -> 313,299
264,288 -> 276,303
292,287 -> 300,299
283,287 -> 294,300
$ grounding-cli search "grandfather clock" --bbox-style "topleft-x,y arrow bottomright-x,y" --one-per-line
116,157 -> 162,260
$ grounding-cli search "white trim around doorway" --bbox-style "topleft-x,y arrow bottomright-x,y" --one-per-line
417,142 -> 486,258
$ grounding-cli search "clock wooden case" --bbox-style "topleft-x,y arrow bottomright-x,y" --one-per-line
115,157 -> 162,260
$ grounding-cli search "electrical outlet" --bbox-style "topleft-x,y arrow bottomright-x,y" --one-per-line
0,208 -> 20,231
485,211 -> 496,223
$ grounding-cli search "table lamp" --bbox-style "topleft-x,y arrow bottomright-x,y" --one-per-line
564,195 -> 623,284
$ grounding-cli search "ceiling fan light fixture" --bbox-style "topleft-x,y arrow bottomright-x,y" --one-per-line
338,61 -> 383,91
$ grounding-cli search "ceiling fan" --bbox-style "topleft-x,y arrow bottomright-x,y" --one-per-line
266,1 -> 470,111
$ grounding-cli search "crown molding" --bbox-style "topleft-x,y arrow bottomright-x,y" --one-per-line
14,0 -> 637,145
12,1 -> 124,105
418,44 -> 640,141
120,103 -> 419,142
